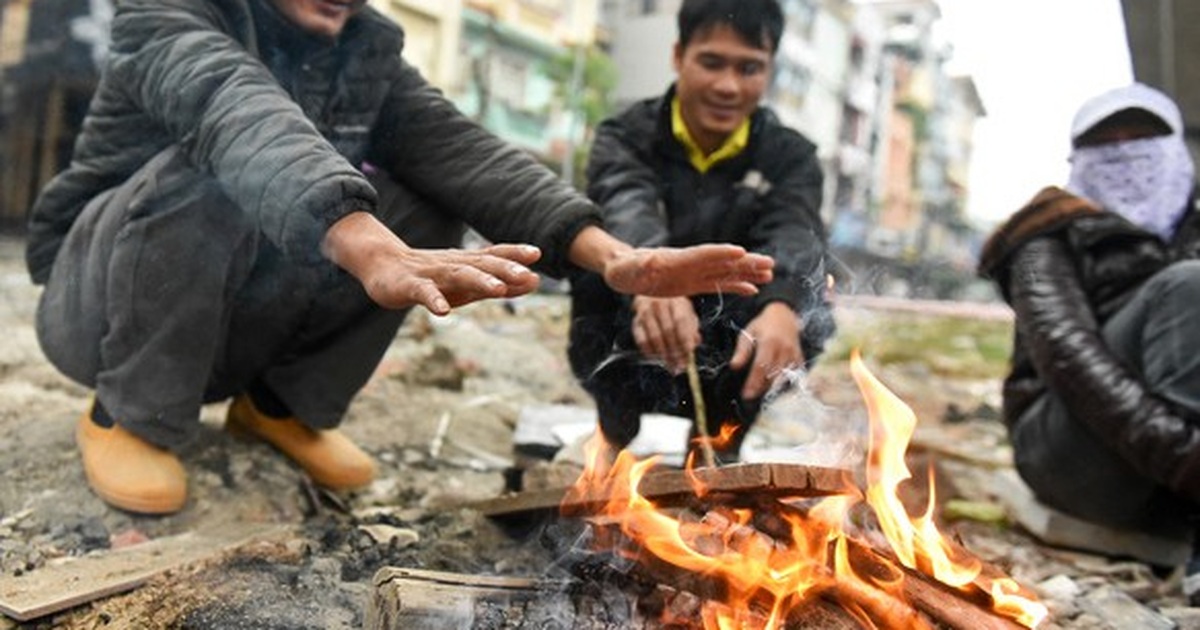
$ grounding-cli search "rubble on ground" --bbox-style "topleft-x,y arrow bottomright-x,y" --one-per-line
0,235 -> 1194,629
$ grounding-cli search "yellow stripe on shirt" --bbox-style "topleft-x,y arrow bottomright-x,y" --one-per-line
671,96 -> 750,174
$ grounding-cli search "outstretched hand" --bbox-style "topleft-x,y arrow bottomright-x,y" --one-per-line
359,243 -> 541,315
322,212 -> 541,315
603,244 -> 774,297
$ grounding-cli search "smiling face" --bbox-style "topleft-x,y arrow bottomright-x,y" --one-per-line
269,0 -> 365,38
672,24 -> 772,154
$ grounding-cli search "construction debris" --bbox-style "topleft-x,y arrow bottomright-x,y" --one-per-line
0,523 -> 290,622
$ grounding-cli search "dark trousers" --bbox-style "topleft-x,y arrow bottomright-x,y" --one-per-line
1011,260 -> 1200,533
568,271 -> 832,459
36,148 -> 463,449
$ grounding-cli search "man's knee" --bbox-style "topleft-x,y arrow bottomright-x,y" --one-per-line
1011,396 -> 1159,529
131,154 -> 257,246
1149,260 -> 1200,306
35,150 -> 260,386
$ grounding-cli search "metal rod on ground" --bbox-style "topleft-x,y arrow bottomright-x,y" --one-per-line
686,353 -> 716,468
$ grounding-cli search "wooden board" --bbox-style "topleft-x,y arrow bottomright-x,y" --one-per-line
366,568 -> 559,630
0,523 -> 291,622
900,567 -> 1026,630
469,462 -> 858,519
846,537 -> 1028,630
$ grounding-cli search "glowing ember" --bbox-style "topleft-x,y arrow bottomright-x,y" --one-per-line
565,350 -> 1048,629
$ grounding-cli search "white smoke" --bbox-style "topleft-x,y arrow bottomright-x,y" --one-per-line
742,367 -> 867,469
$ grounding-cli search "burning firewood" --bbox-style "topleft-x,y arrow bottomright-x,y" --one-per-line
571,513 -> 928,629
471,462 -> 859,521
547,352 -> 1048,630
571,505 -> 1027,630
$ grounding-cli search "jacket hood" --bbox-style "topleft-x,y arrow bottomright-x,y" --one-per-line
978,187 -> 1102,280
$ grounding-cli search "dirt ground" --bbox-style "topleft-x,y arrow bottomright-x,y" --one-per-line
0,234 -> 1196,629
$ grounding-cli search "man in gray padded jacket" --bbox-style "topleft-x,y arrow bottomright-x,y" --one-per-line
26,0 -> 773,515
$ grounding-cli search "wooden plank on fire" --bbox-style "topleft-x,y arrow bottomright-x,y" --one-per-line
899,568 -> 1027,630
846,538 -> 1029,630
469,463 -> 859,519
365,568 -> 562,630
587,526 -> 1029,630
0,523 -> 292,622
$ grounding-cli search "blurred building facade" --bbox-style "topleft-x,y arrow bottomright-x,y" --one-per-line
0,0 -> 109,228
448,0 -> 601,163
367,0 -> 463,91
853,0 -> 985,277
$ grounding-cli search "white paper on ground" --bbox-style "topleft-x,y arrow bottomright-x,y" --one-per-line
516,404 -> 693,467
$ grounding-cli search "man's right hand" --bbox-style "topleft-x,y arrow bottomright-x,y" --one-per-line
321,212 -> 541,315
567,227 -> 774,297
631,296 -> 701,374
603,244 -> 774,297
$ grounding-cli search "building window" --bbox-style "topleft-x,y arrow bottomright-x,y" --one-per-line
782,0 -> 817,38
839,106 -> 861,144
491,54 -> 528,108
849,39 -> 865,72
773,64 -> 812,95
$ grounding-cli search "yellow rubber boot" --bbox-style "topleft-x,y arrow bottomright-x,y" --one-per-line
225,394 -> 376,490
76,411 -> 188,515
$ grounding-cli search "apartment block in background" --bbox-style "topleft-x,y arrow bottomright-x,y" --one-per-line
454,0 -> 602,164
368,0 -> 464,91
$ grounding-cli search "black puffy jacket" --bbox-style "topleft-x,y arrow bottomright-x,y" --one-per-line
26,0 -> 597,284
585,87 -> 829,316
979,187 -> 1200,502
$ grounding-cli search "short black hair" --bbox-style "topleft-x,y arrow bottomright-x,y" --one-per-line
678,0 -> 785,54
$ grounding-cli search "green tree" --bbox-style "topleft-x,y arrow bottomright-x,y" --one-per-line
544,45 -> 617,186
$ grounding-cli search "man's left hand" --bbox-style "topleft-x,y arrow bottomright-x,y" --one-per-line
730,302 -> 803,400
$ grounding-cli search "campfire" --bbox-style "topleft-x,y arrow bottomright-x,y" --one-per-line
561,350 -> 1048,629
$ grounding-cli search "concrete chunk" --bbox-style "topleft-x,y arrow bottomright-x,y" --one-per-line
992,470 -> 1191,567
1079,585 -> 1176,630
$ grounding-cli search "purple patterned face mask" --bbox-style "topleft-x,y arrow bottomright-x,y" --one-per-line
1067,134 -> 1195,241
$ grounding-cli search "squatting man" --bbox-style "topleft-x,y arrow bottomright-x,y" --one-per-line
26,0 -> 776,515
568,0 -> 835,463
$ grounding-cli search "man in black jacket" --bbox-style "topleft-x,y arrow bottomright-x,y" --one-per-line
568,0 -> 834,463
979,84 -> 1200,581
28,0 -> 776,515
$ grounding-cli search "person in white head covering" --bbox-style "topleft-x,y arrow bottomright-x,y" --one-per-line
978,83 -> 1200,596
1066,82 -> 1196,240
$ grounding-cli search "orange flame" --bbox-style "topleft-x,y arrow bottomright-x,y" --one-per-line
564,350 -> 1047,628
686,423 -> 741,495
851,350 -> 982,587
990,578 -> 1049,628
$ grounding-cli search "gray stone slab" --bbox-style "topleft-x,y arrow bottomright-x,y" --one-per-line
1079,585 -> 1176,630
992,470 -> 1191,568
